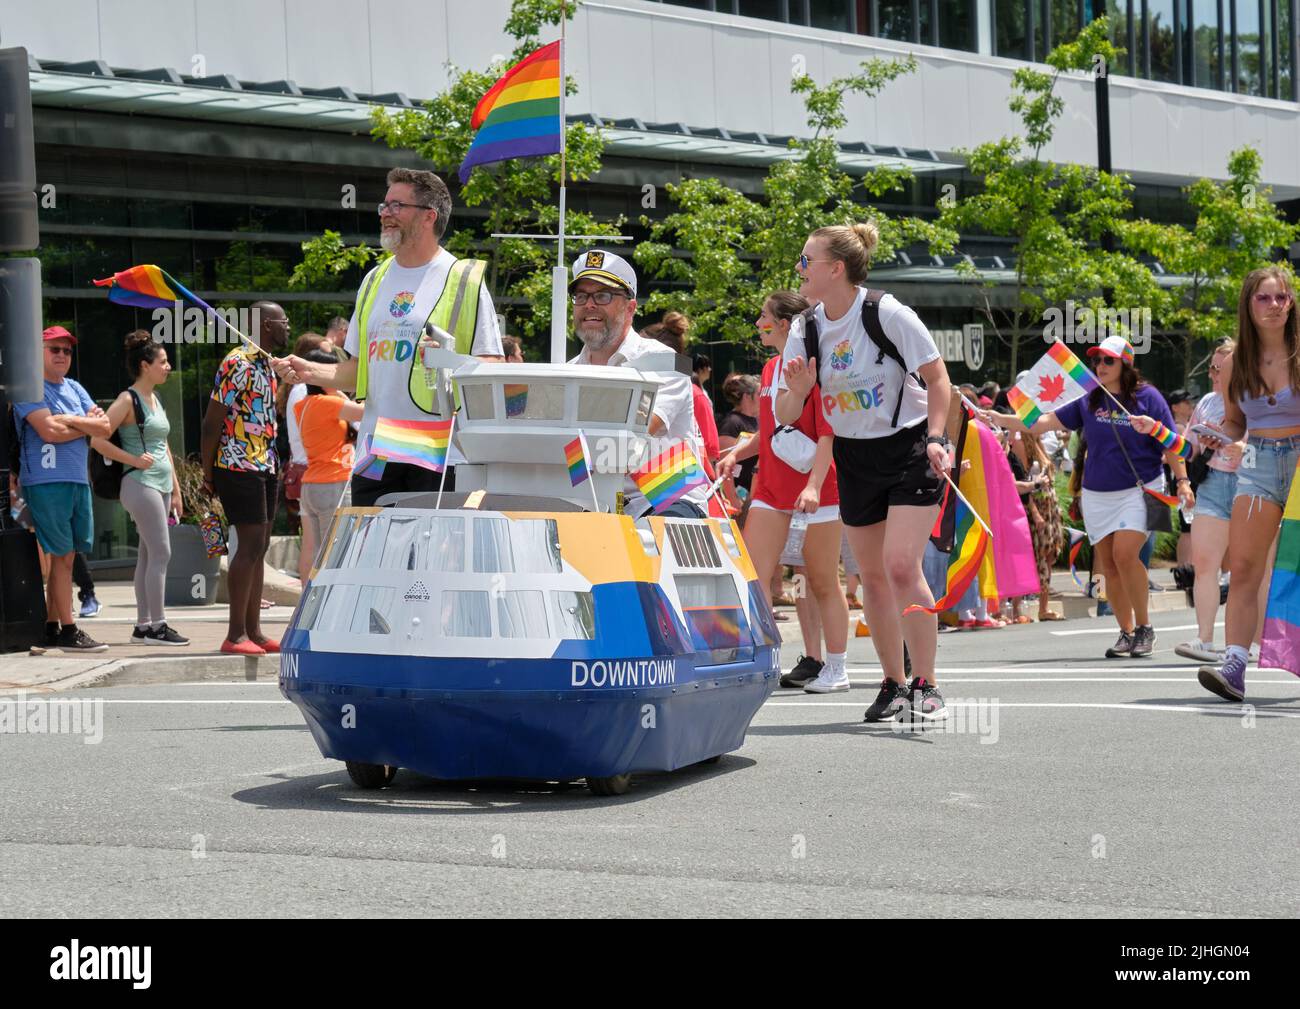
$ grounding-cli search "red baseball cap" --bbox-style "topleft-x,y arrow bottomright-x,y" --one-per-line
43,325 -> 77,345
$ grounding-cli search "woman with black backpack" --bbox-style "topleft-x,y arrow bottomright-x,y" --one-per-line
90,331 -> 188,646
777,221 -> 954,724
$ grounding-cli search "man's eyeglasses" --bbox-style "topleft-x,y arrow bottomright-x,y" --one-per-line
1253,292 -> 1293,307
377,201 -> 434,216
573,290 -> 625,306
46,345 -> 72,356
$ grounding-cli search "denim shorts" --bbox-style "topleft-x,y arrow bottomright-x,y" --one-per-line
1233,435 -> 1300,510
1195,467 -> 1237,521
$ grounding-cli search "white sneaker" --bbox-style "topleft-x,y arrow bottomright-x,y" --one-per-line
1174,640 -> 1223,663
804,666 -> 851,693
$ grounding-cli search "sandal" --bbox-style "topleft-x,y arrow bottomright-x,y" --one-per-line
1039,611 -> 1066,621
1014,615 -> 1034,624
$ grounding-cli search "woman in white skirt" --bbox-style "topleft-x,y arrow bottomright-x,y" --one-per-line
984,335 -> 1194,658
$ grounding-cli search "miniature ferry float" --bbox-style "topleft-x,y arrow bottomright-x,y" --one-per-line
279,359 -> 780,795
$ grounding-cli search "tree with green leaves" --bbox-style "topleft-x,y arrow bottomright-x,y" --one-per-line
290,0 -> 619,348
936,17 -> 1161,374
1117,146 -> 1299,383
634,54 -> 956,350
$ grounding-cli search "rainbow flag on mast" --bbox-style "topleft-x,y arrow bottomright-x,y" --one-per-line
370,416 -> 455,473
905,488 -> 990,615
1260,459 -> 1300,677
1006,342 -> 1100,427
632,443 -> 707,514
459,41 -> 563,182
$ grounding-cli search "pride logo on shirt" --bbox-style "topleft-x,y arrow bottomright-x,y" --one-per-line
829,340 -> 853,371
823,383 -> 886,416
390,291 -> 415,317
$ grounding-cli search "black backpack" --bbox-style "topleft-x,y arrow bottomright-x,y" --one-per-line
89,389 -> 147,501
799,288 -> 926,428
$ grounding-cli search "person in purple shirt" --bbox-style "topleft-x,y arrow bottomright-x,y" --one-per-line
14,326 -> 113,651
984,335 -> 1194,659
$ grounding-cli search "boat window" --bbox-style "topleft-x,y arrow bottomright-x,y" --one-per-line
316,584 -> 359,632
578,385 -> 633,423
298,584 -> 328,630
497,590 -> 550,638
349,585 -> 396,635
461,383 -> 494,421
634,390 -> 655,426
674,573 -> 741,608
473,518 -> 561,573
322,513 -> 358,569
423,516 -> 466,573
551,591 -> 596,639
501,382 -> 565,420
377,515 -> 421,570
440,590 -> 491,637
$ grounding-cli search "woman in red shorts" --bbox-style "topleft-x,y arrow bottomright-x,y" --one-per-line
720,290 -> 849,693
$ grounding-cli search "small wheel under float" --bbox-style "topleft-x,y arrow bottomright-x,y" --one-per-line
586,773 -> 632,796
346,761 -> 398,789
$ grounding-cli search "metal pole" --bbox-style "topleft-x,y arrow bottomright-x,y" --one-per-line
551,23 -> 569,365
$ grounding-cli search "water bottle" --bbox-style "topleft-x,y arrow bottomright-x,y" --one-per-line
790,510 -> 808,532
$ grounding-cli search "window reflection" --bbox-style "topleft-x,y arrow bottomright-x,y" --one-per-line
473,518 -> 561,573
350,585 -> 396,635
441,591 -> 491,637
498,591 -> 551,638
578,385 -> 633,423
552,591 -> 597,639
462,383 -> 494,420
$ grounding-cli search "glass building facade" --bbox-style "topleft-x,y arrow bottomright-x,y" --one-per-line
660,0 -> 1299,99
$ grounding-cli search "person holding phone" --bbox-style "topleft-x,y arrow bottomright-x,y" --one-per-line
91,331 -> 188,646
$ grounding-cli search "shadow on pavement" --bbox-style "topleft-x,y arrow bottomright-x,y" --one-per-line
230,755 -> 756,813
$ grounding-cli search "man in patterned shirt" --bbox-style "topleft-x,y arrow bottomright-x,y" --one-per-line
201,302 -> 289,655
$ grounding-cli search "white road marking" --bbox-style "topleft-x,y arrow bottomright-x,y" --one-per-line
1049,622 -> 1220,637
762,701 -> 1300,718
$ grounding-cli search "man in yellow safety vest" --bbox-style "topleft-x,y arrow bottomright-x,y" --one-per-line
276,168 -> 503,505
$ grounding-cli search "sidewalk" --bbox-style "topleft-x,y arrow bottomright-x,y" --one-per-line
1,582 -> 291,693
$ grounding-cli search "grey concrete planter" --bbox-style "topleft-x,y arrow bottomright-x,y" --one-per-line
165,524 -> 222,607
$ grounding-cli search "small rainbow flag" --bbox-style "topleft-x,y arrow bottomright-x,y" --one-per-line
370,416 -> 454,473
352,452 -> 388,481
1007,342 -> 1101,426
905,492 -> 990,615
1148,420 -> 1193,459
94,264 -> 216,313
632,443 -> 707,513
459,40 -> 562,182
504,383 -> 529,418
1261,458 -> 1300,678
564,433 -> 591,487
1143,486 -> 1181,507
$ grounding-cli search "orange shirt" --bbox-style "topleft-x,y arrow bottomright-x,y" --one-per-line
294,394 -> 354,483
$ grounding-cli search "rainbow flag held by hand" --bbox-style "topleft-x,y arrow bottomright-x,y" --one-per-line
93,264 -> 214,313
1006,342 -> 1100,426
1261,459 -> 1300,678
459,40 -> 562,182
565,433 -> 591,487
905,492 -> 990,615
1148,420 -> 1193,459
632,443 -> 706,513
370,416 -> 454,473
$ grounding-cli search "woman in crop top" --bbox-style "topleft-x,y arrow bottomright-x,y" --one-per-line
719,290 -> 848,694
776,221 -> 953,725
1194,267 -> 1300,702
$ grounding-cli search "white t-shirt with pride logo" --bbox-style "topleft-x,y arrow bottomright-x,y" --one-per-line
779,287 -> 939,440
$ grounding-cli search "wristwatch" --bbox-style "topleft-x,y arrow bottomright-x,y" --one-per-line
925,435 -> 950,447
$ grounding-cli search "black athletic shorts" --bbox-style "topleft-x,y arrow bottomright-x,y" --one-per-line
213,468 -> 279,527
351,461 -> 455,507
833,424 -> 943,528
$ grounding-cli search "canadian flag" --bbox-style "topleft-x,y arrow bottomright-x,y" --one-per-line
1006,343 -> 1100,426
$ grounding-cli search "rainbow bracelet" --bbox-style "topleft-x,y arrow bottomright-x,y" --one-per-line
1149,420 -> 1193,459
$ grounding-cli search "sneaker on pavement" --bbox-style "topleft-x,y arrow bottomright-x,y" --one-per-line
1130,624 -> 1156,657
1105,630 -> 1135,658
906,676 -> 948,721
780,654 -> 823,689
863,678 -> 909,723
804,666 -> 850,693
1198,654 -> 1247,702
78,595 -> 101,618
145,623 -> 190,647
130,625 -> 150,645
1175,640 -> 1223,663
58,627 -> 107,652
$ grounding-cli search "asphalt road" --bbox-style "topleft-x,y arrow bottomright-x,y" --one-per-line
3,605 -> 1298,918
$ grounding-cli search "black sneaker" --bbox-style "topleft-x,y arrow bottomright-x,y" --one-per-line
906,676 -> 948,722
863,678 -> 909,723
1105,630 -> 1135,658
131,625 -> 150,644
145,623 -> 190,647
1130,624 -> 1155,657
58,627 -> 108,653
780,654 -> 823,688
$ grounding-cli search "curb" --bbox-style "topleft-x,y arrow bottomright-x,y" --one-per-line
2,653 -> 281,693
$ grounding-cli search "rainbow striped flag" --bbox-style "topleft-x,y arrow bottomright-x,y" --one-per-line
1006,342 -> 1100,426
370,416 -> 454,473
1261,459 -> 1300,678
1148,420 -> 1193,459
504,383 -> 529,418
93,264 -> 215,314
564,433 -> 591,487
905,490 -> 990,615
632,443 -> 706,513
459,40 -> 562,182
